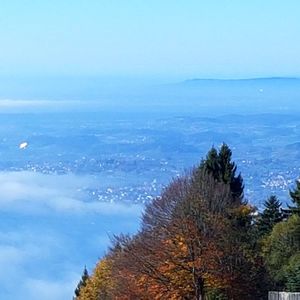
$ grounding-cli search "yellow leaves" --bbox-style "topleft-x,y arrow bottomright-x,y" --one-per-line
77,257 -> 115,300
232,204 -> 255,217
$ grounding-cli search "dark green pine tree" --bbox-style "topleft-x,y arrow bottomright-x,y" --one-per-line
200,143 -> 244,201
74,266 -> 89,298
218,143 -> 244,200
218,143 -> 235,184
257,195 -> 283,237
289,180 -> 300,215
203,146 -> 220,179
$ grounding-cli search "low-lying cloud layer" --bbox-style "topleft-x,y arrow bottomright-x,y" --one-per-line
0,229 -> 79,300
0,171 -> 142,299
0,171 -> 142,215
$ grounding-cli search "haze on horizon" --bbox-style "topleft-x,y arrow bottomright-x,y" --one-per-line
0,0 -> 299,81
1,2 -> 300,299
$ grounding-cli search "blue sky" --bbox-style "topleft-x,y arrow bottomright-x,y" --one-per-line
0,0 -> 299,79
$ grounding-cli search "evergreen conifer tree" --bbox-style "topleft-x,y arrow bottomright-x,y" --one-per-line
203,147 -> 220,179
218,143 -> 235,184
257,195 -> 283,237
74,266 -> 89,298
288,180 -> 300,215
200,143 -> 244,201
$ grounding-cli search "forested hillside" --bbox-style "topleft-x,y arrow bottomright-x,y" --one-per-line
74,144 -> 300,300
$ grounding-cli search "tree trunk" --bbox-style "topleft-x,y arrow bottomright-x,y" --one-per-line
196,277 -> 205,300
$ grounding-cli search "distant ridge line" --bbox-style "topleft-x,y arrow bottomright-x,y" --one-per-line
183,77 -> 300,83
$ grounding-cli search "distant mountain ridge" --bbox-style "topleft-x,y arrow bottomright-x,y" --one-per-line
172,77 -> 300,92
183,77 -> 300,84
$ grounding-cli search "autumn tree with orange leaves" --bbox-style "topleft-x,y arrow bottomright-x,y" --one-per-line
76,144 -> 269,300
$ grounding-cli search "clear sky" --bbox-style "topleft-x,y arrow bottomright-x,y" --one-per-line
0,0 -> 299,79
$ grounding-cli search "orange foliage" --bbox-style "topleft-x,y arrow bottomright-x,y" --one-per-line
78,168 -> 262,299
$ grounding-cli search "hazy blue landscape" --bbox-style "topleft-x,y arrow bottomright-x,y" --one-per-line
0,77 -> 300,299
1,0 -> 299,298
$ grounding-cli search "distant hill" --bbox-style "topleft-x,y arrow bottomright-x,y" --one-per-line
179,77 -> 300,85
